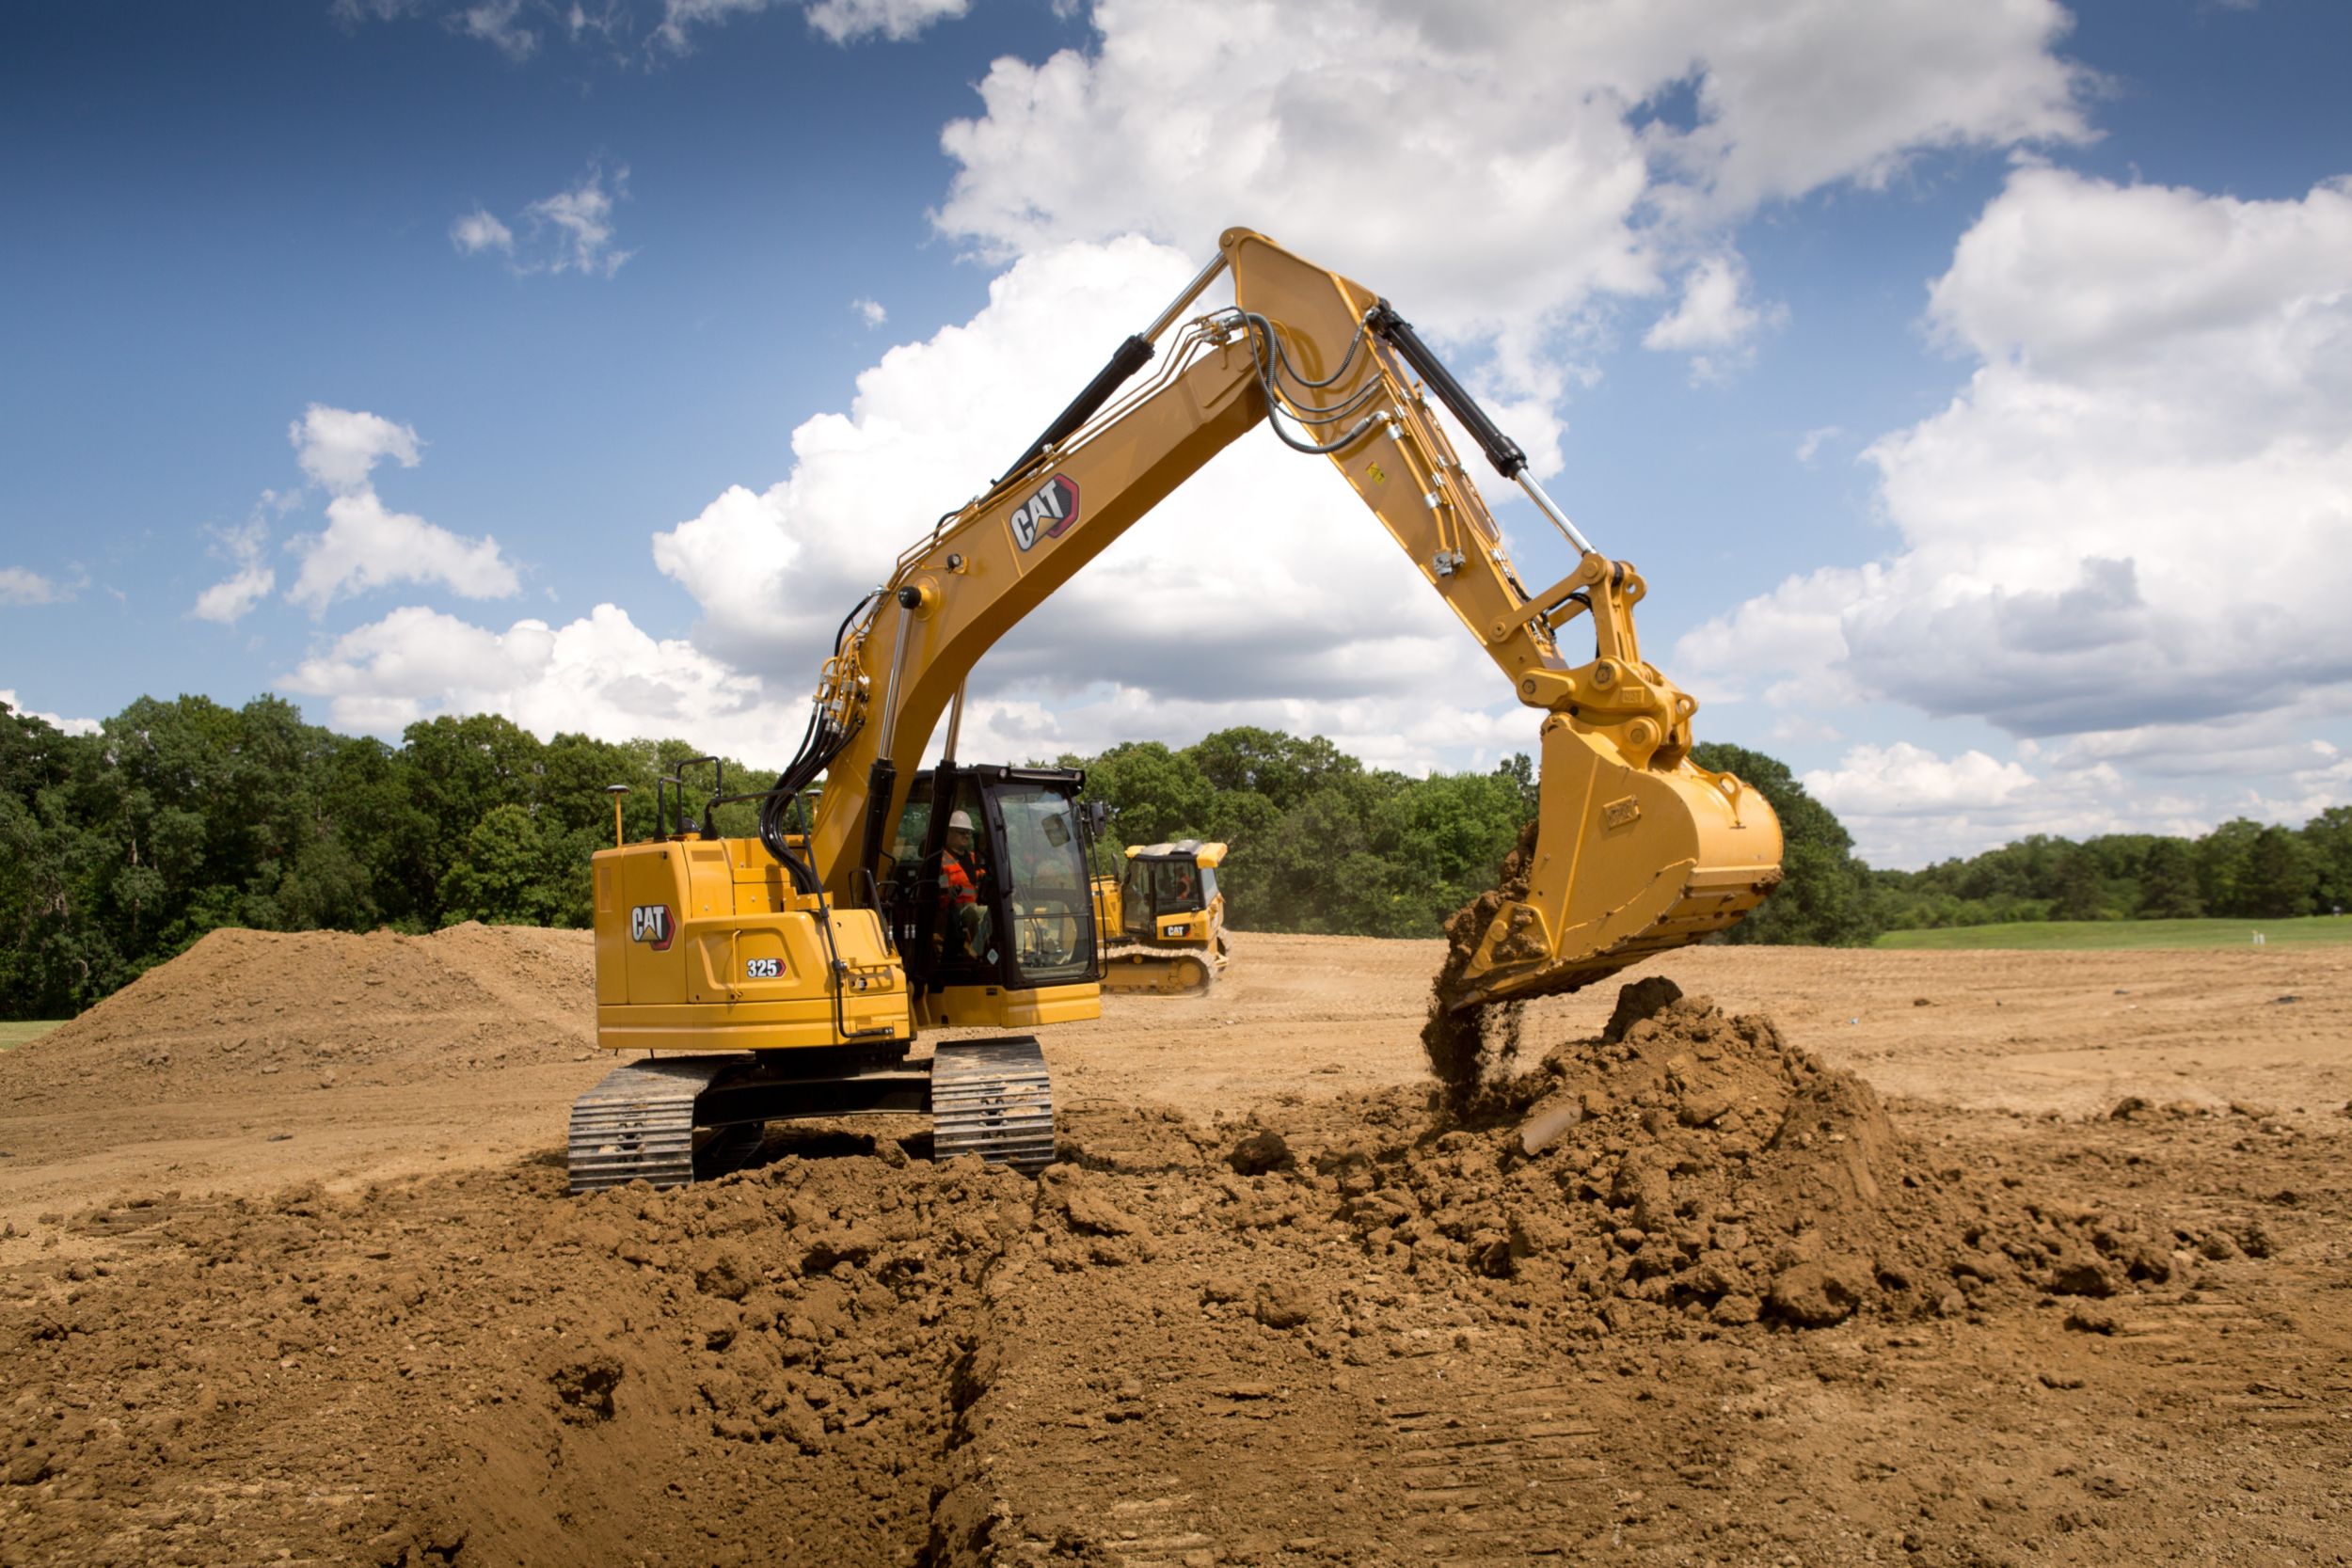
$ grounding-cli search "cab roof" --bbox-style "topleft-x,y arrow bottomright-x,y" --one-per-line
1124,839 -> 1227,867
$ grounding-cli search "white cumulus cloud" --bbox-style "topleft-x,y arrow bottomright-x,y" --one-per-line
1679,167 -> 2352,768
452,165 -> 632,277
933,0 -> 2087,388
291,404 -> 422,495
1642,254 -> 1783,380
192,515 -> 278,625
279,405 -> 520,615
656,0 -> 967,52
278,602 -> 802,755
524,163 -> 632,277
1794,425 -> 1843,464
1803,740 -> 2208,868
288,492 -> 522,616
0,689 -> 101,736
459,0 -> 537,57
451,207 -> 516,255
805,0 -> 966,44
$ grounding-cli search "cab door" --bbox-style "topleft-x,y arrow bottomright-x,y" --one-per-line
987,779 -> 1098,988
886,771 -> 1002,994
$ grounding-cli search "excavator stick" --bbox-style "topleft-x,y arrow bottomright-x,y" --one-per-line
1446,719 -> 1784,1012
1205,228 -> 1785,1008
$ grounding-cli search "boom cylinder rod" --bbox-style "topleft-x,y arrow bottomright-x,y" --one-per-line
878,585 -> 920,738
994,252 -> 1235,486
1143,251 -> 1231,342
942,680 -> 965,765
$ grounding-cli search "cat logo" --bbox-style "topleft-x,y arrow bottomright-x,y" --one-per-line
628,904 -> 675,951
1008,474 -> 1081,551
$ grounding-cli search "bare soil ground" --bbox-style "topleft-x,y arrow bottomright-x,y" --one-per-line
3,927 -> 2347,1567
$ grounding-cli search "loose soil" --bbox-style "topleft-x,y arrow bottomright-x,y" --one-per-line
3,927 -> 2348,1566
1422,820 -> 1541,1106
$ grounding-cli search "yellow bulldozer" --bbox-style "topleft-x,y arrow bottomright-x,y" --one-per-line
567,227 -> 1784,1193
1090,840 -> 1230,995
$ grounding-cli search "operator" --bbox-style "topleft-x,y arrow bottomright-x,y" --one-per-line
937,810 -> 991,956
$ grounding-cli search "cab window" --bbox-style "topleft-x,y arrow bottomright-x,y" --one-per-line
887,798 -> 930,874
1151,859 -> 1202,912
993,784 -> 1095,986
1118,858 -> 1153,936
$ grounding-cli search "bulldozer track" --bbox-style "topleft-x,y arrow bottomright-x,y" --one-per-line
1099,946 -> 1218,996
931,1036 -> 1056,1173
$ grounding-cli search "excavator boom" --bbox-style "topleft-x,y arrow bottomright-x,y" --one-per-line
801,228 -> 1781,1009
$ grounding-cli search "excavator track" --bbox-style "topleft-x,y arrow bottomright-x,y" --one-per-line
567,1056 -> 732,1194
930,1037 -> 1057,1173
566,1040 -> 1057,1192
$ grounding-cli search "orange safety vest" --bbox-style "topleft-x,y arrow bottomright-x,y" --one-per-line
939,851 -> 980,908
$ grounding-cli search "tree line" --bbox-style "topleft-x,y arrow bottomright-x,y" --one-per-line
1871,814 -> 2352,929
0,694 -> 770,1020
4,693 -> 2341,1020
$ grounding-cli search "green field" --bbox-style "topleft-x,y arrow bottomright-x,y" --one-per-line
1876,915 -> 2352,952
0,1020 -> 66,1051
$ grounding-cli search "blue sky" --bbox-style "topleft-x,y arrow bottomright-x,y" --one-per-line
4,0 -> 2348,866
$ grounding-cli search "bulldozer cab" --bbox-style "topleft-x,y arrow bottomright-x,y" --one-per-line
1116,842 -> 1220,938
886,766 -> 1102,994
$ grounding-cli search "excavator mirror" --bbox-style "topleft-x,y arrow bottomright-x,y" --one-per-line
1084,800 -> 1111,834
1042,814 -> 1071,847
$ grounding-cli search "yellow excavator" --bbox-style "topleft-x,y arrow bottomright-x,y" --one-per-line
1090,840 -> 1230,995
568,228 -> 1783,1192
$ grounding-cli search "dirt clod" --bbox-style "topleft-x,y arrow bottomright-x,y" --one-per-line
1768,1258 -> 1869,1326
550,1355 -> 623,1422
1228,1128 -> 1295,1176
1254,1280 -> 1316,1329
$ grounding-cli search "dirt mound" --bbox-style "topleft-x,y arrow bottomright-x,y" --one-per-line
0,1006 -> 2264,1565
1,969 -> 2278,1566
2,1132 -> 1029,1567
1347,978 -> 2193,1332
0,923 -> 595,1113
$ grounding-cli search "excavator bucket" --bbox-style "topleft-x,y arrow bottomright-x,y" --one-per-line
1445,718 -> 1784,1012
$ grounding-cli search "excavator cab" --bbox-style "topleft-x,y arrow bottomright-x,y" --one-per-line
885,766 -> 1103,999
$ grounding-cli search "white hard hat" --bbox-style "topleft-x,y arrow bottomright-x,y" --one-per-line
947,810 -> 975,832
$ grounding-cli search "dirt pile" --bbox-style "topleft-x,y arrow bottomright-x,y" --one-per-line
1,1133 -> 1030,1567
5,928 -> 2342,1567
0,924 -> 594,1113
1,1006 -> 2278,1566
1343,977 -> 2205,1332
4,957 -> 2296,1567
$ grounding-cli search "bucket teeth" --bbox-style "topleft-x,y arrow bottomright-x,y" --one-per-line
930,1037 -> 1057,1175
